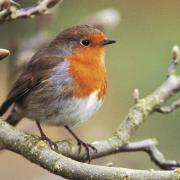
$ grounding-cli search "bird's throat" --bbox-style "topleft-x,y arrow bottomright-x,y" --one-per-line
68,47 -> 107,100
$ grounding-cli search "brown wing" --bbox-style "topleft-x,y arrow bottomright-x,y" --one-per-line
0,73 -> 40,116
0,48 -> 64,116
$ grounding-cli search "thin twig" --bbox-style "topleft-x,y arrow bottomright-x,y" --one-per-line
0,0 -> 63,23
116,139 -> 180,170
155,99 -> 180,113
168,46 -> 180,76
113,75 -> 180,146
133,88 -> 140,104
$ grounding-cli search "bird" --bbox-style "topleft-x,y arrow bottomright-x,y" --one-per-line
0,25 -> 116,162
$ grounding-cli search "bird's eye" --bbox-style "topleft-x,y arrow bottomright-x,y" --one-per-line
80,39 -> 91,46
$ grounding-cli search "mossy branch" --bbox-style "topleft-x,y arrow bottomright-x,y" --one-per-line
0,119 -> 179,180
114,75 -> 180,144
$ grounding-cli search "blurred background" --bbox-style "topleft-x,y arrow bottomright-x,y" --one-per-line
1,0 -> 180,179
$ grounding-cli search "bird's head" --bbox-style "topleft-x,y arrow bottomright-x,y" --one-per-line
49,25 -> 116,64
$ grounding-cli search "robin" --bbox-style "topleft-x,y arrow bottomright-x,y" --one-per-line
0,25 -> 116,162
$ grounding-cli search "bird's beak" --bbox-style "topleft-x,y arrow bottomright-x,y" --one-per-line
102,39 -> 116,46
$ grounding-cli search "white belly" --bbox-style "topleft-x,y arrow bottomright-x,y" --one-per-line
44,90 -> 103,127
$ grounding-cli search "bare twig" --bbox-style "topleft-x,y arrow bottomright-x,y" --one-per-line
0,0 -> 20,9
155,99 -> 180,113
168,46 -> 180,76
116,139 -> 180,170
155,46 -> 180,113
113,75 -> 180,146
9,0 -> 20,7
0,0 -> 63,23
133,88 -> 140,103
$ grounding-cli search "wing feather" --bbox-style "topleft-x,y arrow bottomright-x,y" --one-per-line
0,49 -> 64,116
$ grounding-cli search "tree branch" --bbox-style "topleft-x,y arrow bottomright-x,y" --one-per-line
113,75 -> 180,144
52,139 -> 180,170
155,99 -> 180,113
0,119 -> 179,180
0,0 -> 63,24
115,139 -> 180,170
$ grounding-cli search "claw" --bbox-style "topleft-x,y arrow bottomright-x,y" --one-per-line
36,121 -> 58,151
64,126 -> 97,163
41,134 -> 58,151
77,139 -> 97,163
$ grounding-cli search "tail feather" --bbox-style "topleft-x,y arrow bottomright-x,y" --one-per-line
0,103 -> 21,126
0,96 -> 22,126
0,97 -> 16,116
6,109 -> 21,126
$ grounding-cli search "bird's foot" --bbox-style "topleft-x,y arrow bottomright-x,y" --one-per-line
64,125 -> 97,163
77,139 -> 97,163
36,121 -> 58,151
41,134 -> 58,151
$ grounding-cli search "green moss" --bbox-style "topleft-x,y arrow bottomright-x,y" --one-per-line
38,140 -> 47,148
109,168 -> 129,180
172,168 -> 180,180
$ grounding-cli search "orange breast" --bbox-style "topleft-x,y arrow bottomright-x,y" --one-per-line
68,46 -> 107,100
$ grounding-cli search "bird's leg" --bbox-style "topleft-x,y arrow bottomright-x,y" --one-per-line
36,121 -> 58,150
64,125 -> 97,163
